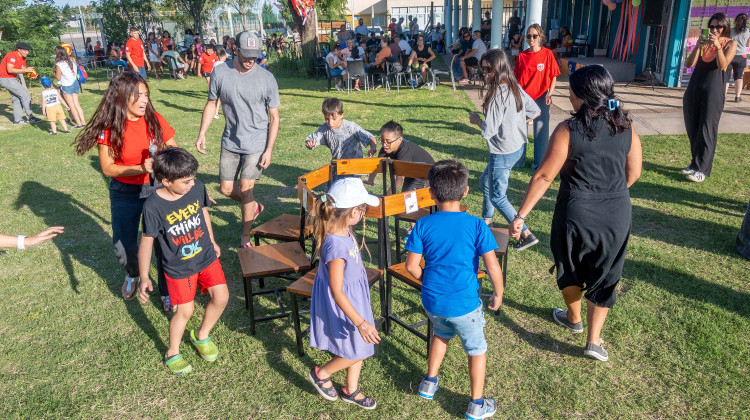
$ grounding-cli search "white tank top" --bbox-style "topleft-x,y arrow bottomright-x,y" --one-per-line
55,59 -> 78,87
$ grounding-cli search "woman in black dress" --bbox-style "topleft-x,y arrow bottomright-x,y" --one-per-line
682,13 -> 737,183
510,65 -> 642,362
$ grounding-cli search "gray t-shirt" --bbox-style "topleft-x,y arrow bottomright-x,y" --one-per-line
208,60 -> 280,154
731,28 -> 750,56
306,119 -> 374,159
481,85 -> 540,155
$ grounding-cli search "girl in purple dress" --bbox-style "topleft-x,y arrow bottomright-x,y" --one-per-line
307,178 -> 381,410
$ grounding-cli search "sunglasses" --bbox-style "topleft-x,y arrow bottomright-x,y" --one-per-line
708,25 -> 723,30
526,34 -> 539,40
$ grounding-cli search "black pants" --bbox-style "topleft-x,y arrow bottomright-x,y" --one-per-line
109,178 -> 168,296
683,84 -> 724,176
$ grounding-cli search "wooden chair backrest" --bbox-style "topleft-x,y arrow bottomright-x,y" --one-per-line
381,187 -> 435,218
332,158 -> 385,177
390,160 -> 432,180
298,164 -> 331,213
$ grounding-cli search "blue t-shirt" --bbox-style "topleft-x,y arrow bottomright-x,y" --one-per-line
405,211 -> 498,318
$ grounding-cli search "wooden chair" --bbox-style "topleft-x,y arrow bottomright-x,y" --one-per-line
251,164 -> 330,252
330,158 -> 388,194
386,160 -> 469,263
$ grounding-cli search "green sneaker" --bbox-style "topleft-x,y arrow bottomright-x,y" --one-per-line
190,329 -> 219,361
165,354 -> 192,374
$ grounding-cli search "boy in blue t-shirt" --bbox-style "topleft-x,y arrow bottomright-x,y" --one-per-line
404,159 -> 504,420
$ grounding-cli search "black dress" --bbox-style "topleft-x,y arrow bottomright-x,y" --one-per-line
550,120 -> 632,308
682,44 -> 730,176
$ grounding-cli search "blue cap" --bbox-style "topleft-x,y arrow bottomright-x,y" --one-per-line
40,76 -> 52,88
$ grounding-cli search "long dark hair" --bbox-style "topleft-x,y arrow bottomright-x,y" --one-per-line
567,65 -> 631,140
54,45 -> 74,71
735,13 -> 748,33
480,49 -> 523,114
73,72 -> 165,159
710,12 -> 731,37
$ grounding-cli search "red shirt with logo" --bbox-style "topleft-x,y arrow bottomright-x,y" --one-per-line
125,38 -> 146,68
514,47 -> 560,100
0,51 -> 26,79
97,112 -> 176,185
198,53 -> 218,74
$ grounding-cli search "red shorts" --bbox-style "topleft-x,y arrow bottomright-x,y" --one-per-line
165,258 -> 226,305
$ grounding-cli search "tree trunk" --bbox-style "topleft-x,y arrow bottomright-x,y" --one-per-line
287,2 -> 317,51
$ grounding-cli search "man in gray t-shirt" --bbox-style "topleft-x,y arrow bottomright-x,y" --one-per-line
196,30 -> 280,248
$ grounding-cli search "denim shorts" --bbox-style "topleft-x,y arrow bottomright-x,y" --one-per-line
61,81 -> 80,95
426,305 -> 487,356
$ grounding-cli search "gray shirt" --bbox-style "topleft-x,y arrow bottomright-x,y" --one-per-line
306,119 -> 374,159
481,85 -> 540,155
731,28 -> 750,56
208,60 -> 280,154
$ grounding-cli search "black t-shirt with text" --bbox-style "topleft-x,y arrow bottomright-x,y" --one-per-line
142,180 -> 216,278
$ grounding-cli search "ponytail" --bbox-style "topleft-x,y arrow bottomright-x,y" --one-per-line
736,13 -> 748,34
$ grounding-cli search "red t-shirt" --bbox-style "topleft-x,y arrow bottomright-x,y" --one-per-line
388,23 -> 396,36
0,51 -> 26,79
514,48 -> 561,100
198,53 -> 218,74
125,38 -> 146,67
97,112 -> 176,185
161,37 -> 173,52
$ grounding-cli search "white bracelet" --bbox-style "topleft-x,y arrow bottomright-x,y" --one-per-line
17,235 -> 26,250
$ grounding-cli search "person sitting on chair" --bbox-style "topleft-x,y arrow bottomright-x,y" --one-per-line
459,30 -> 487,83
408,35 -> 436,88
161,45 -> 188,79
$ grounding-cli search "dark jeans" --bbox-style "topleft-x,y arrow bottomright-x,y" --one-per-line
109,178 -> 167,296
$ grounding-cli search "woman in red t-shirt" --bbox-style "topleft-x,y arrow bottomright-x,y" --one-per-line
73,72 -> 178,311
514,24 -> 561,170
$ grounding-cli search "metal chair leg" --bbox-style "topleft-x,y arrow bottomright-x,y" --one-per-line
291,293 -> 304,356
385,273 -> 393,334
426,318 -> 433,358
248,278 -> 256,335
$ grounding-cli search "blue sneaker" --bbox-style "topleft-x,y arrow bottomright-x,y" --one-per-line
465,398 -> 497,420
418,377 -> 438,400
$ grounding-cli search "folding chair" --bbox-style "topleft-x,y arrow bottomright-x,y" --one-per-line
314,50 -> 327,80
251,164 -> 328,252
164,55 -> 179,79
106,63 -> 124,79
345,59 -> 368,94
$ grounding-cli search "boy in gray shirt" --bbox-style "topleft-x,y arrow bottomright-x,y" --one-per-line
305,97 -> 377,159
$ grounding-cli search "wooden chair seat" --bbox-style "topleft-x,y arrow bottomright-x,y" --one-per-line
490,227 -> 509,256
239,241 -> 311,278
387,261 -> 485,291
251,214 -> 313,242
287,266 -> 383,297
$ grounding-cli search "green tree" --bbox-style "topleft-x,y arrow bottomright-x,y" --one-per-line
172,0 -> 218,37
0,0 -> 64,84
227,0 -> 258,31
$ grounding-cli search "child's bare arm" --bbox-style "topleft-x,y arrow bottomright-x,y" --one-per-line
367,137 -> 377,157
137,235 -> 155,303
481,250 -> 504,310
405,251 -> 423,280
328,258 -> 381,344
202,207 -> 220,258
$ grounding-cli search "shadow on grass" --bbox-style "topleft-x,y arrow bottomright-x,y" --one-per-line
156,98 -> 201,113
497,298 -> 585,358
15,181 -> 168,354
632,171 -> 746,216
624,259 -> 750,318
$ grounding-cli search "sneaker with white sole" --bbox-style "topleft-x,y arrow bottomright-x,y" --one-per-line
418,376 -> 439,399
465,398 -> 497,420
552,308 -> 583,333
513,233 -> 539,251
583,339 -> 608,361
687,171 -> 706,182
121,275 -> 139,300
680,166 -> 695,175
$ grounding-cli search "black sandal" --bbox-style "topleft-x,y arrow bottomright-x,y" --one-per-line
308,367 -> 338,401
341,388 -> 377,410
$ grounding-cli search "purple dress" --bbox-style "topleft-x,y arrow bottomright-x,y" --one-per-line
310,231 -> 375,360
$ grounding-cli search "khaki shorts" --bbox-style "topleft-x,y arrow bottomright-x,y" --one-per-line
46,104 -> 66,122
219,148 -> 264,181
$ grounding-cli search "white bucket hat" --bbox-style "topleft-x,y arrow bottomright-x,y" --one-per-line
326,178 -> 380,208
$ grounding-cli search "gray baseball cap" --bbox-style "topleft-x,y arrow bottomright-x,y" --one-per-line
237,31 -> 262,58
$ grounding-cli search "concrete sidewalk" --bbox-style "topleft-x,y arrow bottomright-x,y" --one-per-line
462,76 -> 750,136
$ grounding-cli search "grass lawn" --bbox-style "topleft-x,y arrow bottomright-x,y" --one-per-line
0,70 -> 748,419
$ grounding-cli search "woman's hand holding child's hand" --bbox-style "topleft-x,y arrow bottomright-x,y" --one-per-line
357,321 -> 381,344
509,218 -> 524,240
